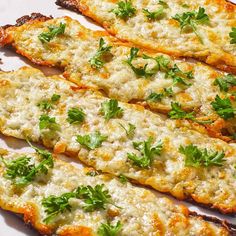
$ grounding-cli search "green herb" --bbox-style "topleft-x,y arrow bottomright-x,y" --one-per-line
118,174 -> 128,184
101,99 -> 123,120
86,170 -> 100,177
127,137 -> 163,168
168,102 -> 195,119
76,184 -> 112,212
179,144 -> 225,167
229,27 -> 236,44
126,48 -> 159,78
67,107 -> 86,124
172,7 -> 209,43
38,22 -> 66,43
42,184 -> 112,223
111,0 -> 136,19
181,4 -> 190,8
214,74 -> 236,92
98,221 -> 122,236
37,94 -> 60,111
0,147 -> 53,187
76,131 -> 108,150
165,64 -> 193,86
119,123 -> 136,138
146,87 -> 173,102
158,0 -> 168,8
142,54 -> 170,72
211,95 -> 235,120
42,192 -> 76,224
143,7 -> 165,20
39,115 -> 60,131
89,38 -> 112,69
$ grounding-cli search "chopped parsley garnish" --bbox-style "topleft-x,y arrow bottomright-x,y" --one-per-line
0,145 -> 53,187
119,123 -> 136,138
211,95 -> 235,120
165,64 -> 193,86
214,74 -> 236,92
67,107 -> 86,124
168,102 -> 195,119
38,22 -> 66,43
118,174 -> 128,184
42,184 -> 112,224
42,192 -> 76,224
158,0 -> 168,8
127,137 -> 163,168
86,170 -> 100,177
126,48 -> 157,78
76,184 -> 112,212
76,131 -> 108,150
142,54 -> 170,72
98,221 -> 122,236
89,38 -> 112,69
37,94 -> 61,111
229,27 -> 236,44
172,7 -> 209,43
179,144 -> 225,167
39,115 -> 60,131
146,87 -> 173,102
111,0 -> 136,19
143,7 -> 165,20
101,99 -> 123,120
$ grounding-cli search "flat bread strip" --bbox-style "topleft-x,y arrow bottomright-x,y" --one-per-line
0,148 -> 231,235
55,0 -> 236,74
0,15 -> 235,141
1,67 -> 236,215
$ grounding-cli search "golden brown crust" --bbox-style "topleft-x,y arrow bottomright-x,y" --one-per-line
55,0 -> 236,74
58,226 -> 94,236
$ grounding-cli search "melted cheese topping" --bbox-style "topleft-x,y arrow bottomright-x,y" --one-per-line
74,0 -> 236,71
0,149 -> 229,235
0,67 -> 236,215
1,16 -> 236,136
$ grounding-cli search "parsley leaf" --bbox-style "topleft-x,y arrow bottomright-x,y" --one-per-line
168,102 -> 195,119
119,123 -> 136,138
214,74 -> 236,92
229,27 -> 236,44
101,99 -> 123,120
211,95 -> 235,120
172,7 -> 209,43
118,174 -> 128,184
39,115 -> 61,131
37,94 -> 60,111
127,137 -> 163,168
111,0 -> 136,19
126,48 -> 155,78
42,192 -> 76,224
142,54 -> 170,72
76,184 -> 112,212
0,147 -> 53,187
89,38 -> 112,69
98,221 -> 122,236
76,131 -> 107,150
165,64 -> 193,86
146,87 -> 173,102
67,107 -> 86,124
143,7 -> 165,20
42,184 -> 112,224
158,0 -> 168,8
179,144 -> 225,167
38,22 -> 66,43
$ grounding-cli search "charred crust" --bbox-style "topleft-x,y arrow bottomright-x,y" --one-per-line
2,13 -> 53,29
55,0 -> 81,13
190,211 -> 236,235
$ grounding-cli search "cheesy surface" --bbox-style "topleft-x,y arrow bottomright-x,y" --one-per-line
1,16 -> 236,140
0,148 -> 229,235
0,67 -> 236,215
56,0 -> 236,73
